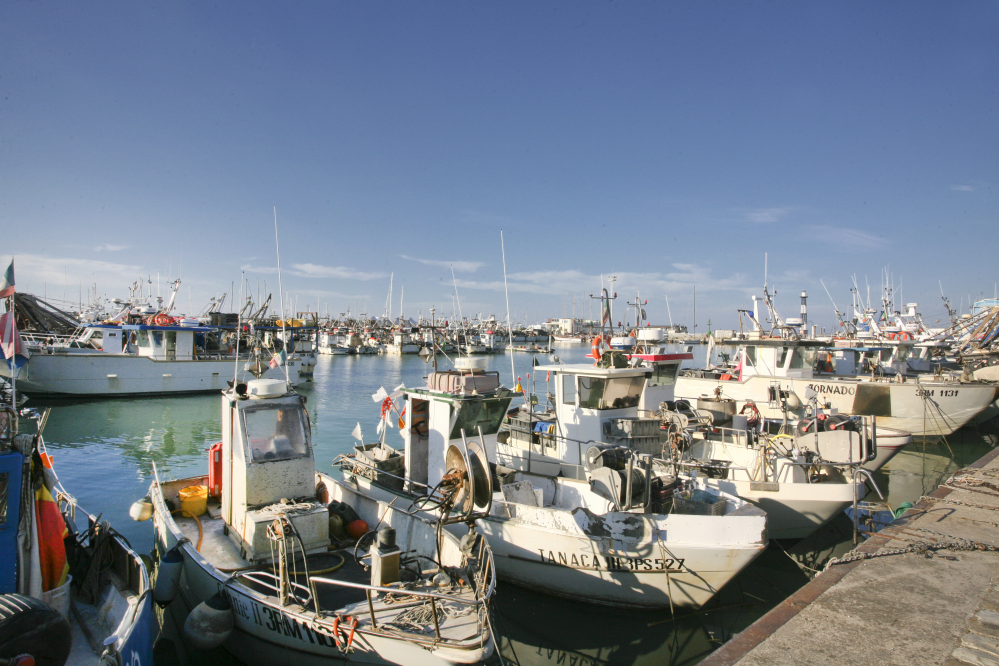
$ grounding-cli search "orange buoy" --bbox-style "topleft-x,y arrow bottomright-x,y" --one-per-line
346,519 -> 369,539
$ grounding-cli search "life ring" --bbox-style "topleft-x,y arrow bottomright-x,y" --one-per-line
887,332 -> 897,340
591,335 -> 604,364
898,332 -> 911,341
739,401 -> 761,429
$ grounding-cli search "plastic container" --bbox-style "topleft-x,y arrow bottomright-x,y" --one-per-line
179,485 -> 208,517
41,574 -> 72,620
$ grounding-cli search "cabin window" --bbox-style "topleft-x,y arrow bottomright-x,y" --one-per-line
649,363 -> 679,387
744,347 -> 756,367
578,376 -> 644,410
0,472 -> 7,524
562,375 -> 577,405
137,331 -> 150,347
777,347 -> 790,367
243,405 -> 311,462
879,349 -> 893,362
449,398 -> 513,439
789,349 -> 816,369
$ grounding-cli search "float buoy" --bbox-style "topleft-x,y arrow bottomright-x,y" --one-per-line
154,546 -> 185,606
346,519 -> 369,540
183,591 -> 234,651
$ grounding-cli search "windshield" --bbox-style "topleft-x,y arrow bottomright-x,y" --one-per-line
578,376 -> 644,410
243,405 -> 310,462
649,363 -> 679,387
449,397 -> 512,439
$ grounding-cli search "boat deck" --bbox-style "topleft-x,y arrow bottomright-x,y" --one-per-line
172,497 -> 486,643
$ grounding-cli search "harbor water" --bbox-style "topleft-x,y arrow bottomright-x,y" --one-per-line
26,344 -> 999,666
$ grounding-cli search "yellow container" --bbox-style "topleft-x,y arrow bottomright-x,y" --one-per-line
179,485 -> 208,517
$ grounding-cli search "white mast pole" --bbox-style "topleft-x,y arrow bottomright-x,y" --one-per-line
274,208 -> 290,385
500,230 -> 516,387
233,271 -> 244,387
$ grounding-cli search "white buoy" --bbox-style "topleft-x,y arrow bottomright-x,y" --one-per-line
154,547 -> 184,606
129,496 -> 153,522
183,591 -> 234,650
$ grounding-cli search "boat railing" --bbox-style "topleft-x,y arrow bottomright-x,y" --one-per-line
309,536 -> 495,644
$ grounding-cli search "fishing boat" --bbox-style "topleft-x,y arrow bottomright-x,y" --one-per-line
0,405 -> 156,665
338,351 -> 768,610
142,377 -> 495,665
674,337 -> 997,438
0,321 -> 303,397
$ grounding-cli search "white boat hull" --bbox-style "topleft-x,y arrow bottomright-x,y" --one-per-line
348,477 -> 767,610
2,352 -> 303,396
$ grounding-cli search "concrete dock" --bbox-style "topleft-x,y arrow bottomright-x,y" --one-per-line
701,447 -> 999,666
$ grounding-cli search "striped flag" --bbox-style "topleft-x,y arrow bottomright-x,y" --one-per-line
268,348 -> 287,369
0,312 -> 28,370
0,259 -> 13,298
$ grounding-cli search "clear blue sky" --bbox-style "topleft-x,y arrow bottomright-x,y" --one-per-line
2,2 -> 996,330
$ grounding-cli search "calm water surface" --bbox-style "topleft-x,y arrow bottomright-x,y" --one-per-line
23,344 -> 999,666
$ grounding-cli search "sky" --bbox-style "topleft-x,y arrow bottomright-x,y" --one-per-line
2,2 -> 997,331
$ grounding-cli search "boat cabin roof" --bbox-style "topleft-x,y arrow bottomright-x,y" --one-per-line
533,363 -> 650,378
119,323 -> 213,332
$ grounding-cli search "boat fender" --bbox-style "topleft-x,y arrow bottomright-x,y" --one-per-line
0,594 -> 72,666
154,546 -> 184,606
182,592 -> 234,651
129,495 -> 153,522
346,520 -> 369,540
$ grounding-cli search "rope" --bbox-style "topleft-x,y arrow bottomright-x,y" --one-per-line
384,597 -> 474,634
78,520 -> 115,605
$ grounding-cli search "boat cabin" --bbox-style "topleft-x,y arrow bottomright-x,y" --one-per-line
737,340 -> 824,380
220,378 -> 328,561
398,358 -> 513,493
122,323 -> 212,361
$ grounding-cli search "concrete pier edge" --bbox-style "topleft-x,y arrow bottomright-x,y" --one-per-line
699,445 -> 999,666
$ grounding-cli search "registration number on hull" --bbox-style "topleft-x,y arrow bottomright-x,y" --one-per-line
537,550 -> 686,572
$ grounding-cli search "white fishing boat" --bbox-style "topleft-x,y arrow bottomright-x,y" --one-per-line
142,378 -> 495,666
0,406 -> 157,666
340,352 -> 768,610
675,338 -> 996,438
1,322 -> 303,397
659,409 -> 889,539
384,331 -> 420,355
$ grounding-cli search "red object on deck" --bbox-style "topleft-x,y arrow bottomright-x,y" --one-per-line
208,441 -> 223,496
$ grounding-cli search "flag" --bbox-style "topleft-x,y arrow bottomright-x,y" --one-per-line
0,260 -> 13,298
0,312 -> 29,370
268,348 -> 286,369
546,371 -> 550,381
351,422 -> 363,442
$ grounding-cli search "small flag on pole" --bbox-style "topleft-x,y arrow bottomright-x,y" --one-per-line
351,422 -> 363,442
268,348 -> 287,369
0,259 -> 13,298
0,312 -> 29,370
